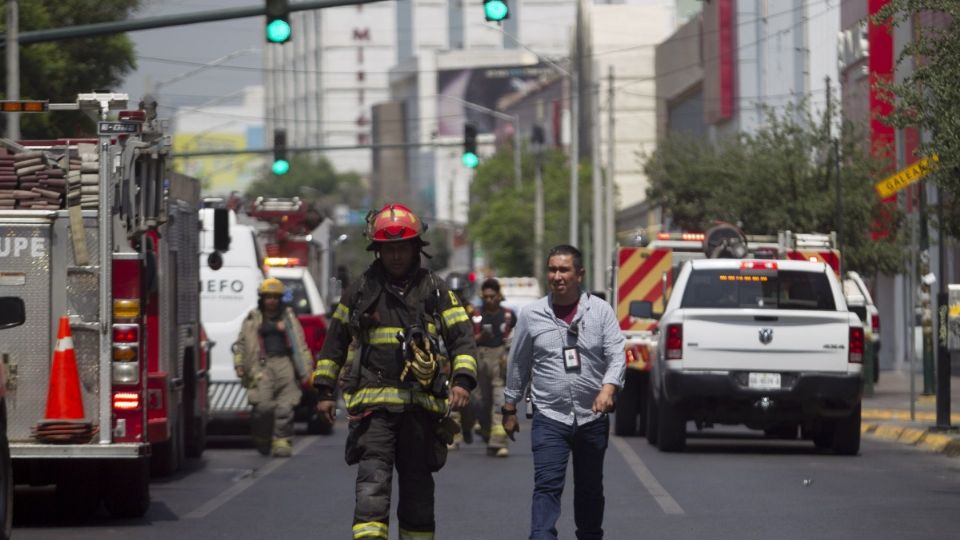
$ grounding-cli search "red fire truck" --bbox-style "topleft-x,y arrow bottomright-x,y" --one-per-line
0,93 -> 207,517
611,226 -> 839,437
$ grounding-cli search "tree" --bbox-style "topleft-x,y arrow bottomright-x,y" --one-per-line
468,142 -> 592,276
876,0 -> 960,237
643,104 -> 905,276
0,1 -> 141,138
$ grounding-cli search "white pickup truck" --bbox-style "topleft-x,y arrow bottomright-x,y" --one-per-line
647,259 -> 864,454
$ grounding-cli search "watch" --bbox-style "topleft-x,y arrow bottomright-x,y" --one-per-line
500,406 -> 517,416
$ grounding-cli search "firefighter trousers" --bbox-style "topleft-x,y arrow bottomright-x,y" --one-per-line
349,409 -> 439,539
247,355 -> 301,450
472,344 -> 508,449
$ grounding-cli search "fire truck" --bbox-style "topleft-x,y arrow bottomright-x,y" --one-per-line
611,225 -> 839,437
0,93 -> 207,517
247,197 -> 332,433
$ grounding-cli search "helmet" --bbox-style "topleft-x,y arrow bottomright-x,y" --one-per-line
258,277 -> 285,296
365,203 -> 428,250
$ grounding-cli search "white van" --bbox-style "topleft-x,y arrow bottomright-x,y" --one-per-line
199,208 -> 264,430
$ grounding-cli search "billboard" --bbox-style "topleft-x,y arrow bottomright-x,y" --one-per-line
436,64 -> 552,136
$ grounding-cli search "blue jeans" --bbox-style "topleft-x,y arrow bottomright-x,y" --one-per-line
530,413 -> 609,540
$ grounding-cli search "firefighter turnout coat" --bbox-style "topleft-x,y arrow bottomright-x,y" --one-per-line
312,262 -> 478,414
234,305 -> 313,382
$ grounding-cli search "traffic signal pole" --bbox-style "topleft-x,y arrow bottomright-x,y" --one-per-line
172,140 -> 463,159
4,0 -> 19,139
0,0 -> 391,46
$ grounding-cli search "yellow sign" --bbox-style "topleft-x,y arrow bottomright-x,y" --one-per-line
874,154 -> 939,198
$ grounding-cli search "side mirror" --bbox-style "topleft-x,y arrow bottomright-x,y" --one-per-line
0,297 -> 26,329
629,300 -> 657,320
207,251 -> 224,271
213,208 -> 231,252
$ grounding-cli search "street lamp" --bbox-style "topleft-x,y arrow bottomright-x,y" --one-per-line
145,47 -> 261,96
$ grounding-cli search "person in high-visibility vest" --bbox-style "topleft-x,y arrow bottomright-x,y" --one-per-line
312,203 -> 477,540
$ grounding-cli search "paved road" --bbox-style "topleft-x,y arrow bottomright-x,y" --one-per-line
12,419 -> 960,539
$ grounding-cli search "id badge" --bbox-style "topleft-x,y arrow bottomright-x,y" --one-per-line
563,346 -> 581,373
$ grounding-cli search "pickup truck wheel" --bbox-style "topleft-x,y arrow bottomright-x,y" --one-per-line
104,459 -> 151,518
646,388 -> 659,446
656,398 -> 686,452
873,356 -> 880,384
830,405 -> 861,455
614,372 -> 640,437
812,421 -> 834,450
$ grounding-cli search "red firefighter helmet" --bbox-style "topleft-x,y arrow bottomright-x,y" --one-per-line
365,203 -> 429,250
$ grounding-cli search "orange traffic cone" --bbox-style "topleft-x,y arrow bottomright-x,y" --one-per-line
34,316 -> 95,443
44,316 -> 85,420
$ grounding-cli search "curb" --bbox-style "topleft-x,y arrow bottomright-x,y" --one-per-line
862,421 -> 960,457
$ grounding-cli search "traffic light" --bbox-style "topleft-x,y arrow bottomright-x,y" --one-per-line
462,123 -> 479,168
265,0 -> 292,44
272,128 -> 290,175
483,0 -> 510,22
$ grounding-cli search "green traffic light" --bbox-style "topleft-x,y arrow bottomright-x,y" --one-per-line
462,152 -> 479,169
266,19 -> 292,43
484,0 -> 509,22
272,159 -> 290,175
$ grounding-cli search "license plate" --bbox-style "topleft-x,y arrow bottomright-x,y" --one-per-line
748,372 -> 781,389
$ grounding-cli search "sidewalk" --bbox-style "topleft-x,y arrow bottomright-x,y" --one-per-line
861,369 -> 960,457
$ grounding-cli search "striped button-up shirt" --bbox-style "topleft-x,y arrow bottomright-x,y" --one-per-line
504,291 -> 625,427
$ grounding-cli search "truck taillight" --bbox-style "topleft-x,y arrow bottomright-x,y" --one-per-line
740,261 -> 778,271
113,392 -> 141,410
113,324 -> 139,343
849,327 -> 864,364
666,324 -> 683,360
112,321 -> 141,384
871,314 -> 880,335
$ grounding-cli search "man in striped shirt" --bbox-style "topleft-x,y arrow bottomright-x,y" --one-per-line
503,244 -> 626,540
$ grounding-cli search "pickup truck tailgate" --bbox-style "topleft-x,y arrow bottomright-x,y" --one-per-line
681,310 -> 851,372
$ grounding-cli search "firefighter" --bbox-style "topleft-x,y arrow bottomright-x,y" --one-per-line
445,272 -> 477,450
473,278 -> 516,457
233,277 -> 313,458
312,203 -> 477,540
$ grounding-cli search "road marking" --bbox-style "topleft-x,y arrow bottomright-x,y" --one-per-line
610,437 -> 684,515
184,436 -> 318,519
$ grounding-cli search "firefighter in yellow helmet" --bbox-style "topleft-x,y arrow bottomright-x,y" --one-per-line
312,203 -> 477,540
233,277 -> 312,457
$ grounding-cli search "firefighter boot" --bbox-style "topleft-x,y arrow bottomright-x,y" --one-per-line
271,438 -> 292,458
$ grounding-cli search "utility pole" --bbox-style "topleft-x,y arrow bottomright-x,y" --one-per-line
606,66 -> 616,286
513,114 -> 522,190
935,181 -> 952,429
591,79 -> 603,292
5,0 -> 19,139
533,101 -> 545,285
569,0 -> 582,247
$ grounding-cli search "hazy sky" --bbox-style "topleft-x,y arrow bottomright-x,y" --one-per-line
121,0 -> 264,117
